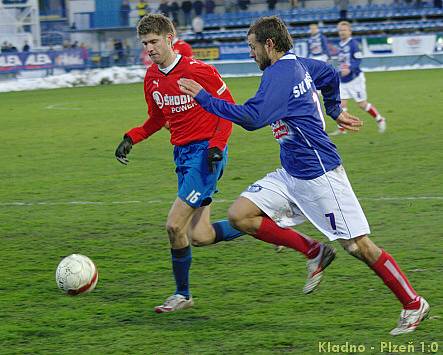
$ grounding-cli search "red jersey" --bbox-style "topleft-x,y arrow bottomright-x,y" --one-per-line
126,55 -> 234,150
173,39 -> 193,57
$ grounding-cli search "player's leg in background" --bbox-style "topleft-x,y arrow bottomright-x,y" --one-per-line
338,235 -> 429,334
353,73 -> 386,133
356,99 -> 386,133
187,205 -> 243,247
154,198 -> 196,313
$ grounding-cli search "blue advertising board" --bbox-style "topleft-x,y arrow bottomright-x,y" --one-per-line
213,40 -> 308,60
0,49 -> 88,74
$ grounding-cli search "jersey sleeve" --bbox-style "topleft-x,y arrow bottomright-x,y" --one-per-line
350,40 -> 362,74
194,68 -> 290,131
321,35 -> 330,58
193,64 -> 234,150
307,38 -> 313,57
125,78 -> 167,144
298,57 -> 342,120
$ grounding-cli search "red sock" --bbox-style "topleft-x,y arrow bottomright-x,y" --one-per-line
255,217 -> 320,259
371,250 -> 420,309
365,103 -> 380,119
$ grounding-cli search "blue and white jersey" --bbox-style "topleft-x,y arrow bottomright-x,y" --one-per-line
308,33 -> 330,59
194,53 -> 343,180
337,37 -> 362,83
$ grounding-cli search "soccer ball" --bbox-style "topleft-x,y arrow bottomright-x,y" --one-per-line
55,254 -> 98,295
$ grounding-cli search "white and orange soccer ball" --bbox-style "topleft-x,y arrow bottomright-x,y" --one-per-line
55,254 -> 98,295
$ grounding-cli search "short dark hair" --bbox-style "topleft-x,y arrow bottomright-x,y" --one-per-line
247,16 -> 293,53
137,13 -> 175,37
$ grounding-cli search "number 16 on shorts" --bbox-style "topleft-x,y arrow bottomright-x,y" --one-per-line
186,190 -> 201,204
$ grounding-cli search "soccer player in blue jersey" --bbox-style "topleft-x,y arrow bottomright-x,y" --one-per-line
331,21 -> 387,135
178,16 -> 429,335
307,23 -> 330,62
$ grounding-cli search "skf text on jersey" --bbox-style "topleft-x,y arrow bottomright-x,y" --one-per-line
293,72 -> 313,98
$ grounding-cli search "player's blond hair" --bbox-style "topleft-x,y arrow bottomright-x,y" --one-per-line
337,21 -> 352,29
137,13 -> 175,37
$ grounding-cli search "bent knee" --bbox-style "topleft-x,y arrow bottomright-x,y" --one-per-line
340,236 -> 381,264
228,198 -> 259,230
228,208 -> 252,233
227,207 -> 242,230
340,240 -> 361,258
188,229 -> 213,247
166,221 -> 184,237
191,238 -> 208,247
358,101 -> 368,110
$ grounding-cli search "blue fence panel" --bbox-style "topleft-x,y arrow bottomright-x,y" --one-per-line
93,0 -> 122,28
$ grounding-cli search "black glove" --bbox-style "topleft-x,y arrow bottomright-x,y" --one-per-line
115,135 -> 133,165
207,147 -> 223,173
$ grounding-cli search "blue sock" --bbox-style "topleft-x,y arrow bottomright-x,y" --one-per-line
213,220 -> 244,243
171,246 -> 192,298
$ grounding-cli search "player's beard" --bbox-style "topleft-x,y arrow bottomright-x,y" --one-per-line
258,53 -> 271,71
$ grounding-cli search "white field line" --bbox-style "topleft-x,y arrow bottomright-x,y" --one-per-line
45,103 -> 82,110
0,196 -> 442,207
361,196 -> 443,201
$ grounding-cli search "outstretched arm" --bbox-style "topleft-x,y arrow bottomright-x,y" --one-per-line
350,41 -> 363,74
178,73 -> 289,131
115,85 -> 166,165
192,66 -> 234,151
298,57 -> 342,120
298,57 -> 362,132
321,35 -> 330,59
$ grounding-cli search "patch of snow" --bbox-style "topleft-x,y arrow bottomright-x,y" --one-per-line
1,63 -> 442,92
0,66 -> 147,93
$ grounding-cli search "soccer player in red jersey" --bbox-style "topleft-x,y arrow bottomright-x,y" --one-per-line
115,14 -> 337,314
173,36 -> 193,57
115,14 -> 242,313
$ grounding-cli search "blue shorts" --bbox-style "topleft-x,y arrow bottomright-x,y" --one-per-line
174,141 -> 228,208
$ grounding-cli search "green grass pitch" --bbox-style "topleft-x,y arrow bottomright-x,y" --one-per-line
1,69 -> 442,354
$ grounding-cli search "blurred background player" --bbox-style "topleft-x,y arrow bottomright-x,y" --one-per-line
115,14 -> 243,314
179,16 -> 429,336
307,23 -> 330,62
331,21 -> 387,135
173,30 -> 193,57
